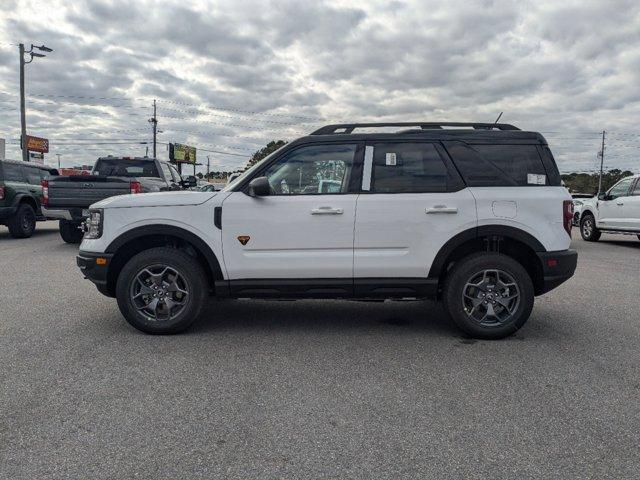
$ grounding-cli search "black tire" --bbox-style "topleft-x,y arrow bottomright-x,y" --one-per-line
442,253 -> 534,340
59,220 -> 84,244
580,213 -> 601,242
7,203 -> 36,238
115,247 -> 208,334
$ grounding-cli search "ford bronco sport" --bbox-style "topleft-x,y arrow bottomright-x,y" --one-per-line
76,122 -> 577,339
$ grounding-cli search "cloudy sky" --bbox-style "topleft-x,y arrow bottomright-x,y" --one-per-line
0,0 -> 639,173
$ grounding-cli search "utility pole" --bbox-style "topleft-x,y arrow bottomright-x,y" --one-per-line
18,43 -> 52,162
598,130 -> 606,195
207,156 -> 210,176
149,99 -> 157,159
56,153 -> 61,169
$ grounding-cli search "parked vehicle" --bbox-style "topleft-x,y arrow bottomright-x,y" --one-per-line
579,174 -> 640,242
44,156 -> 196,243
76,122 -> 577,339
0,159 -> 58,238
571,193 -> 595,226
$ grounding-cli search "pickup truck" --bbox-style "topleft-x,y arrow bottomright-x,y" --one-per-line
43,156 -> 196,243
579,174 -> 640,242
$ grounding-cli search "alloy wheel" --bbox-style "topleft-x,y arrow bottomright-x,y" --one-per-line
130,265 -> 190,322
462,269 -> 521,327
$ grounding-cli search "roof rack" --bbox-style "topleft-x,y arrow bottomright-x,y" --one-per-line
310,122 -> 520,135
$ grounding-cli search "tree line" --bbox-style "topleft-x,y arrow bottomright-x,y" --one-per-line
561,169 -> 634,194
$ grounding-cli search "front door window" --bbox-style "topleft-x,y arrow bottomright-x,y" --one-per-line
262,144 -> 356,195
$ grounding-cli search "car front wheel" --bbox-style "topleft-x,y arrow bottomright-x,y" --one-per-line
443,253 -> 534,339
115,247 -> 208,334
580,213 -> 601,242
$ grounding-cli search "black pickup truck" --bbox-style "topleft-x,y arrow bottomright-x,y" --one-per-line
43,156 -> 196,243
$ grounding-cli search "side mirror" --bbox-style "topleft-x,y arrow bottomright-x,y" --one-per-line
182,175 -> 197,188
598,192 -> 611,201
248,176 -> 271,196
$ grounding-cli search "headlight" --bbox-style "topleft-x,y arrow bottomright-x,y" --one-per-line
84,209 -> 103,239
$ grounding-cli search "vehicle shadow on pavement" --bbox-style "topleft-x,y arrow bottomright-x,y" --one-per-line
0,226 -> 60,240
190,299 -> 458,337
597,240 -> 640,250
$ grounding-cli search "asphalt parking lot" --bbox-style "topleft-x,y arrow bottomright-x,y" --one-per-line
1,221 -> 639,479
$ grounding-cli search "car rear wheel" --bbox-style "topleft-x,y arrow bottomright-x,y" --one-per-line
580,213 -> 601,242
116,247 -> 208,334
59,220 -> 84,244
443,253 -> 534,339
7,203 -> 36,238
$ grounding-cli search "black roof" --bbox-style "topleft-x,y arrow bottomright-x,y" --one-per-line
0,158 -> 57,171
295,122 -> 546,145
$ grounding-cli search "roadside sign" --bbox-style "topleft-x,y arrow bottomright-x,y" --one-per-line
26,135 -> 49,153
169,143 -> 196,163
29,152 -> 44,164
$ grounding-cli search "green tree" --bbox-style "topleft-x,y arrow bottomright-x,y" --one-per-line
247,140 -> 287,167
561,169 -> 634,194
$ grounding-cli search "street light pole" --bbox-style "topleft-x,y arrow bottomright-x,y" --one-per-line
56,153 -> 61,169
18,43 -> 52,163
19,44 -> 27,162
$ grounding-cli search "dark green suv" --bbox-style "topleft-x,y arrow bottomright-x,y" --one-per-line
0,159 -> 58,238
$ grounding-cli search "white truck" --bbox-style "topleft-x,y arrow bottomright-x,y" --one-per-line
76,122 -> 577,339
579,174 -> 640,242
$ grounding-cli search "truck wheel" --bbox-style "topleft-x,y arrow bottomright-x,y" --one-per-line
59,220 -> 84,244
442,253 -> 534,340
115,247 -> 208,334
7,203 -> 36,238
580,213 -> 601,242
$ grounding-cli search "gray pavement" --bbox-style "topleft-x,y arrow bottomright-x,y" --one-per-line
1,221 -> 639,479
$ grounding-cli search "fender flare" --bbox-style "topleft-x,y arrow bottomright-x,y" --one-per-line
428,225 -> 546,278
12,193 -> 39,211
105,224 -> 223,280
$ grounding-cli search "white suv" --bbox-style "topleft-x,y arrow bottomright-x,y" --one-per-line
76,122 -> 577,339
579,174 -> 640,242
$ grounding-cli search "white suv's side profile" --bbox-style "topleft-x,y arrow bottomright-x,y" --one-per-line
579,174 -> 640,242
77,122 -> 577,339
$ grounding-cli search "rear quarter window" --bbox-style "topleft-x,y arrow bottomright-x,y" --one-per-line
444,142 -> 552,187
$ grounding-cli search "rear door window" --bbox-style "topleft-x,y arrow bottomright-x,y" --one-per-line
370,143 -> 450,193
2,163 -> 25,182
25,167 -> 42,185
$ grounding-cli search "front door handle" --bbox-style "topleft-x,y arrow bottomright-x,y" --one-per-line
616,201 -> 624,206
426,205 -> 458,214
311,206 -> 344,215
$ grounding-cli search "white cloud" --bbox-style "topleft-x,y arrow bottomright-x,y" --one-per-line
0,0 -> 638,172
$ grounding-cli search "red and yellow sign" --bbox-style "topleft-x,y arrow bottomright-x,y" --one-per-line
26,135 -> 49,153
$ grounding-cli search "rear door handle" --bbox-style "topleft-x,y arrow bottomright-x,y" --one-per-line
311,206 -> 344,215
426,205 -> 458,214
616,201 -> 624,205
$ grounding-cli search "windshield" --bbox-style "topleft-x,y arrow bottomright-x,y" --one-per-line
93,159 -> 160,178
221,149 -> 281,192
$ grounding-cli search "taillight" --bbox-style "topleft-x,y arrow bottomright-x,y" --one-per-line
41,179 -> 49,206
130,181 -> 141,194
563,200 -> 573,237
0,186 -> 4,201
